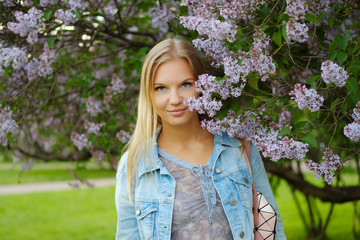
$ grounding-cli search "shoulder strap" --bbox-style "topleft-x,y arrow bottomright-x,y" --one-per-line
243,140 -> 253,180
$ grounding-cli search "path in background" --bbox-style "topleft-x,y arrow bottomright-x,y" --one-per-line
0,178 -> 115,195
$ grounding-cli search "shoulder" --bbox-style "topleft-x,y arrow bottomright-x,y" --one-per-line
214,132 -> 241,147
117,150 -> 130,176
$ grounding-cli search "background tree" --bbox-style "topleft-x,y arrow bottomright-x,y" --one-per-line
1,0 -> 359,238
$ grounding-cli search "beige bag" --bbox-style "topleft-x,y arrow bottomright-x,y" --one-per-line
243,140 -> 277,240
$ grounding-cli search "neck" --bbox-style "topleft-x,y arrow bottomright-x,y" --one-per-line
158,119 -> 211,148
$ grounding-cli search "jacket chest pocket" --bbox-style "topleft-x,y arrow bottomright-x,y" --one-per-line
227,170 -> 253,210
135,202 -> 158,240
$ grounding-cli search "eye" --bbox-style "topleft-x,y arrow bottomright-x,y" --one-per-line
155,86 -> 165,91
182,82 -> 192,88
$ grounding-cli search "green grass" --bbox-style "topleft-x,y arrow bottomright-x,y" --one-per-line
0,161 -> 116,185
0,186 -> 117,240
0,180 -> 358,240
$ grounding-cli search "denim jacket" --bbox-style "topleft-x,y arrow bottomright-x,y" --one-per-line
115,132 -> 286,240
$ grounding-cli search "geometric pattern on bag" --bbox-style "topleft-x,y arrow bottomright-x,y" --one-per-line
254,192 -> 277,240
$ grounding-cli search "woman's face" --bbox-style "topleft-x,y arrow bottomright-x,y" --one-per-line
152,58 -> 199,128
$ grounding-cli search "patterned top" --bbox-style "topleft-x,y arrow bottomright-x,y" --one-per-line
158,148 -> 233,240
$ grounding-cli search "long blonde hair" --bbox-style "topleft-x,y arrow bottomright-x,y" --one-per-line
123,38 -> 205,200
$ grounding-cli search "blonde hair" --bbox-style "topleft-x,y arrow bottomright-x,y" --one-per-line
123,38 -> 205,201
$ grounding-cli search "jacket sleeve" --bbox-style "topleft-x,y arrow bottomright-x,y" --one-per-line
115,152 -> 141,240
250,142 -> 287,240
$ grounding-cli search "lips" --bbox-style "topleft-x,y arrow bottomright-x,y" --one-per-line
167,108 -> 187,116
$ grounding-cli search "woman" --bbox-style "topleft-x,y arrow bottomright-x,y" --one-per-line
115,38 -> 286,240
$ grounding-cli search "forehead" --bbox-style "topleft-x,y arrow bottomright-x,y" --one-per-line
154,58 -> 194,83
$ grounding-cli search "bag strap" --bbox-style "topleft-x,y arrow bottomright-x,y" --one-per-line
242,140 -> 258,227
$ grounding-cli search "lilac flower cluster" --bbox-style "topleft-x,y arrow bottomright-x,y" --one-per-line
39,0 -> 58,7
184,74 -> 223,117
0,0 -> 15,7
284,0 -> 309,42
71,132 -> 91,151
285,0 -> 308,20
182,0 -> 265,22
54,0 -> 87,25
150,2 -> 178,33
307,0 -> 331,16
85,97 -> 102,117
305,148 -> 344,184
106,73 -> 126,97
116,130 -> 131,143
289,84 -> 324,112
180,16 -> 237,42
90,150 -> 107,162
192,38 -> 234,67
38,44 -> 55,77
7,7 -> 44,45
279,111 -> 292,124
286,18 -> 309,43
85,121 -> 105,135
0,106 -> 19,146
0,46 -> 28,75
321,60 -> 349,87
344,102 -> 360,142
200,110 -> 309,161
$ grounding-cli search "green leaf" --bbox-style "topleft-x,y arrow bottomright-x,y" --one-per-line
278,126 -> 291,136
272,31 -> 282,47
306,75 -> 320,85
301,134 -> 318,148
47,37 -> 56,49
327,16 -> 334,28
341,102 -> 347,116
248,78 -> 258,90
334,32 -> 351,51
328,49 -> 337,61
43,10 -> 52,21
317,12 -> 327,22
281,22 -> 289,42
330,98 -> 341,111
345,77 -> 358,95
337,52 -> 348,65
305,12 -> 318,23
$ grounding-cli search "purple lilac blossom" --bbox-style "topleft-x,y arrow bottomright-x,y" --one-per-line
201,111 -> 308,161
305,148 -> 344,184
184,74 -> 223,117
0,106 -> 19,146
150,2 -> 178,34
286,18 -> 309,42
289,84 -> 324,112
192,38 -> 234,67
85,97 -> 103,117
90,150 -> 107,162
344,102 -> 360,142
38,44 -> 55,77
71,132 -> 91,151
116,130 -> 131,143
106,73 -> 126,97
54,9 -> 77,25
40,0 -> 58,7
285,0 -> 308,20
0,46 -> 28,75
85,121 -> 105,135
7,7 -> 44,45
279,111 -> 292,124
180,16 -> 237,42
320,60 -> 349,87
0,0 -> 15,7
24,58 -> 40,82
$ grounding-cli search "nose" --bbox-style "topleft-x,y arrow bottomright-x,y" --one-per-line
169,89 -> 182,105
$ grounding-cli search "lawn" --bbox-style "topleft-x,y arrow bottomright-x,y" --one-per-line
0,159 -> 358,240
0,180 -> 357,240
0,160 -> 116,185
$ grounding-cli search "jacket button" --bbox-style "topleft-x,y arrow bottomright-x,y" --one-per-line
136,209 -> 141,216
215,168 -> 222,173
240,231 -> 245,238
230,199 -> 236,205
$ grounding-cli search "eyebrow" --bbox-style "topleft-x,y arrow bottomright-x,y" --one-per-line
153,78 -> 195,86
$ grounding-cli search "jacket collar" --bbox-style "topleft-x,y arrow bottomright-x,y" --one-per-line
137,127 -> 240,177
